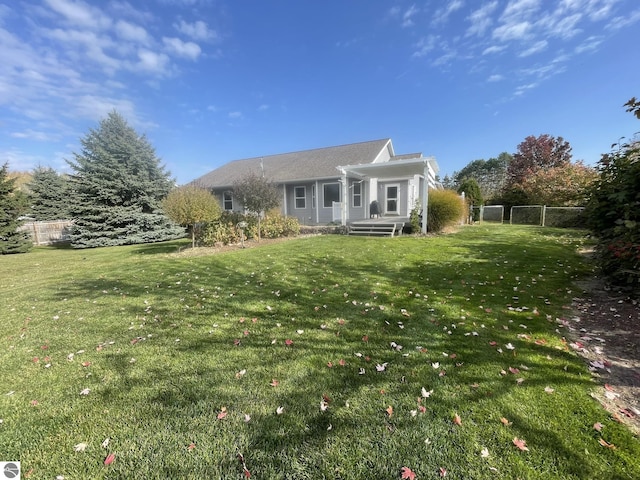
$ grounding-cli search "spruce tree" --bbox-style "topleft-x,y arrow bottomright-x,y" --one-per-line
28,166 -> 71,220
0,163 -> 32,254
67,111 -> 184,248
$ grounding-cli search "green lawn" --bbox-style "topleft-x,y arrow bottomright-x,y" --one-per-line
1,225 -> 638,479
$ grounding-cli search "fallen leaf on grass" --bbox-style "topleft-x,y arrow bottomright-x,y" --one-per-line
453,414 -> 462,426
400,466 -> 416,479
480,447 -> 489,458
276,406 -> 284,415
101,438 -> 110,448
593,422 -> 603,432
74,443 -> 88,452
79,388 -> 90,396
104,453 -> 115,466
421,387 -> 433,398
386,406 -> 393,417
284,339 -> 293,346
598,438 -> 616,449
512,437 -> 529,451
270,379 -> 279,387
217,407 -> 228,420
500,417 -> 511,426
187,443 -> 196,451
544,386 -> 555,394
439,467 -> 447,477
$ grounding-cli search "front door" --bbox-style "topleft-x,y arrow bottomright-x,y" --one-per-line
385,184 -> 399,214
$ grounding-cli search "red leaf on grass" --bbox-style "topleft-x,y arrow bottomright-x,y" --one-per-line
439,467 -> 448,477
284,339 -> 293,346
187,442 -> 196,451
362,335 -> 369,342
593,422 -> 603,432
508,367 -> 520,374
400,466 -> 416,479
217,407 -> 228,420
104,453 -> 116,466
453,414 -> 462,426
604,384 -> 615,392
512,437 -> 529,451
270,379 -> 279,387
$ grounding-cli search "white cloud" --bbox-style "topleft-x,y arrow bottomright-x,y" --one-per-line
493,21 -> 531,41
137,49 -> 170,73
482,45 -> 507,55
258,104 -> 269,111
574,35 -> 603,53
519,39 -> 548,56
487,74 -> 504,82
433,0 -> 464,24
174,20 -> 217,41
44,0 -> 111,30
163,37 -> 201,60
501,0 -> 542,22
412,35 -> 439,57
228,111 -> 242,119
402,4 -> 420,27
466,1 -> 499,36
115,20 -> 150,44
10,129 -> 61,141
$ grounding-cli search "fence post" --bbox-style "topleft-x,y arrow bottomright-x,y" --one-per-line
541,205 -> 546,227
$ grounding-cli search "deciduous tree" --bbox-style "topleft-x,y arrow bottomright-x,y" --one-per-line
67,111 -> 184,248
520,161 -> 596,206
233,173 -> 281,241
163,184 -> 222,248
507,135 -> 572,187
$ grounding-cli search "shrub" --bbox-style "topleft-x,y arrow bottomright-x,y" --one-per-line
197,211 -> 300,246
426,189 -> 465,233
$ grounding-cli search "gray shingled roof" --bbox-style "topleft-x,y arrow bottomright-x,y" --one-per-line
192,139 -> 393,188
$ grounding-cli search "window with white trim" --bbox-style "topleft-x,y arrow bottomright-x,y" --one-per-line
294,186 -> 306,209
223,191 -> 233,211
312,185 -> 316,209
323,183 -> 340,208
352,182 -> 362,208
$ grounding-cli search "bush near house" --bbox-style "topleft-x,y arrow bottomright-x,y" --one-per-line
198,211 -> 300,246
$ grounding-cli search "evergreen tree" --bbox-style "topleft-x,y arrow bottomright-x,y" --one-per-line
0,163 -> 32,254
28,166 -> 71,220
67,111 -> 184,248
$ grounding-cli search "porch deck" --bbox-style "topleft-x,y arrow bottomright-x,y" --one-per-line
347,217 -> 410,237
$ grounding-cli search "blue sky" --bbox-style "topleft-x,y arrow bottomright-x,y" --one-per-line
2,0 -> 639,184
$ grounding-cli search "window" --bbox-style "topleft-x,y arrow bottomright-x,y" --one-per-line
352,182 -> 362,208
223,191 -> 233,211
294,186 -> 306,209
312,185 -> 316,209
323,183 -> 340,208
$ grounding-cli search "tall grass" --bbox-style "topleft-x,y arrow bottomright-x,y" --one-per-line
0,225 -> 638,479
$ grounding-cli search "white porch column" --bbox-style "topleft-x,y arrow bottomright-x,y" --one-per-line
422,164 -> 429,234
340,169 -> 348,226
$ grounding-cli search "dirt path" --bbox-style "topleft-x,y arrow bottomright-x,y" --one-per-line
567,279 -> 640,435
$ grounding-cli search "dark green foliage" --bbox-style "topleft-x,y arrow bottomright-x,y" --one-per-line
426,189 -> 465,233
409,201 -> 421,233
0,163 -> 31,254
457,178 -> 483,205
454,153 -> 510,201
66,111 -> 184,248
586,101 -> 640,290
27,166 -> 71,220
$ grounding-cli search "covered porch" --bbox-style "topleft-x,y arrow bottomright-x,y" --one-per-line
337,156 -> 439,234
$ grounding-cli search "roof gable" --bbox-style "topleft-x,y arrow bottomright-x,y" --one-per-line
192,139 -> 392,188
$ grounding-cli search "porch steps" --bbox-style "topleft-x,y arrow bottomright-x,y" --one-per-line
348,222 -> 403,237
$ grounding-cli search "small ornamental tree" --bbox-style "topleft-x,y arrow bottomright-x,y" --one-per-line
163,185 -> 222,248
0,163 -> 32,254
233,173 -> 281,241
586,98 -> 640,290
67,111 -> 184,248
27,166 -> 71,220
